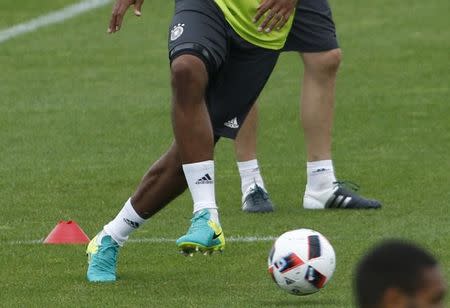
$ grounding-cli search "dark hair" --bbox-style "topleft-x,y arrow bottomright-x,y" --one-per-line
354,239 -> 438,308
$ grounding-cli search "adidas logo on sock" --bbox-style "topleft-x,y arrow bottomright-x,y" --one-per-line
123,218 -> 140,229
195,173 -> 213,184
224,117 -> 239,129
312,168 -> 328,173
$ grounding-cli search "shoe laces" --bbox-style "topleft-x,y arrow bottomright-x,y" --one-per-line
245,185 -> 269,204
333,180 -> 360,192
101,238 -> 119,251
97,238 -> 119,265
187,211 -> 208,233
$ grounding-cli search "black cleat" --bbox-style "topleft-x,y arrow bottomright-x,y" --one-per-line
304,181 -> 382,210
242,184 -> 275,213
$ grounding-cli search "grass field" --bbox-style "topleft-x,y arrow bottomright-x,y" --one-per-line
1,0 -> 449,307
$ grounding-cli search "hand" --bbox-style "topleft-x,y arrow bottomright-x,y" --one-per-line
108,0 -> 144,33
253,0 -> 298,33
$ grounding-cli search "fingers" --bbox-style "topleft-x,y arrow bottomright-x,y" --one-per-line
276,13 -> 290,30
272,8 -> 293,31
108,11 -> 123,33
253,0 -> 273,23
108,2 -> 125,33
254,0 -> 297,33
115,12 -> 124,31
108,2 -> 118,33
264,12 -> 284,32
134,0 -> 144,16
258,9 -> 275,32
108,0 -> 142,34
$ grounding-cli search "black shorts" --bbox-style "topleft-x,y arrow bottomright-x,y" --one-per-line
283,0 -> 339,52
168,0 -> 279,139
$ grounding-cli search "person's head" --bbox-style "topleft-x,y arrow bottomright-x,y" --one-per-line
354,239 -> 447,308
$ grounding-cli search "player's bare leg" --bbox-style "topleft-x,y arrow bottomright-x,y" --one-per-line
170,55 -> 224,254
234,104 -> 274,213
131,142 -> 188,219
87,55 -> 223,282
86,142 -> 188,282
301,50 -> 339,163
130,52 -> 218,217
301,49 -> 380,209
170,55 -> 213,163
234,104 -> 258,162
120,54 -> 221,244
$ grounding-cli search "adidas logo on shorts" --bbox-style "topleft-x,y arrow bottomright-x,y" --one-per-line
224,117 -> 239,129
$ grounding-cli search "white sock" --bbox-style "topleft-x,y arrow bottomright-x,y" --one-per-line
103,198 -> 146,246
182,160 -> 219,224
306,160 -> 337,192
237,159 -> 265,196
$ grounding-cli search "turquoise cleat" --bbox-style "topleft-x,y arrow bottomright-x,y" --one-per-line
86,234 -> 119,282
176,210 -> 225,255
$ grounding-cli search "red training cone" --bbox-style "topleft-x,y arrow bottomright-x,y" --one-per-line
43,220 -> 90,244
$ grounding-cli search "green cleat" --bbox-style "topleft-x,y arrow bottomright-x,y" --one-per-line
176,210 -> 225,255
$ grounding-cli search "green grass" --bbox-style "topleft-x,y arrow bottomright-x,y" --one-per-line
1,0 -> 449,307
0,0 -> 78,28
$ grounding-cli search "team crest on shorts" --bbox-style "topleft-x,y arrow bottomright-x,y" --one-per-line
170,23 -> 185,41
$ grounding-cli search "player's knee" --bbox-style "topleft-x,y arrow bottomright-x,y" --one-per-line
304,49 -> 342,76
321,49 -> 342,74
170,55 -> 207,89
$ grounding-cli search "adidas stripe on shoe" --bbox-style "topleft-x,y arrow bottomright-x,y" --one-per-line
303,181 -> 381,210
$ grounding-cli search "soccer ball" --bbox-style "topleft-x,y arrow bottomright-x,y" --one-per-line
268,228 -> 336,295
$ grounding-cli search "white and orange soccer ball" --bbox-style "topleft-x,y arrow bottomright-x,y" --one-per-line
268,229 -> 336,295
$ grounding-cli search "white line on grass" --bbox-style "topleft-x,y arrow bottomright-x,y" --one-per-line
129,236 -> 278,244
5,236 -> 277,245
0,0 -> 112,44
